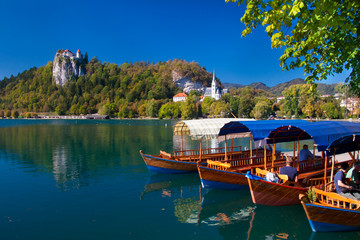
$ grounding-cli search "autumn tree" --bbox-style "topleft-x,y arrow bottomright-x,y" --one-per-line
11,110 -> 19,119
181,97 -> 197,119
227,0 -> 360,94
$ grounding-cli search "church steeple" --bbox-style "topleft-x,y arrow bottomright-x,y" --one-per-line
211,69 -> 216,98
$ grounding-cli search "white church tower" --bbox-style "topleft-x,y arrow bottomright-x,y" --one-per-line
211,70 -> 216,98
203,69 -> 228,101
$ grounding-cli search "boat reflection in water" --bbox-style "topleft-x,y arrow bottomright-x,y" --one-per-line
140,174 -> 302,239
140,173 -> 201,200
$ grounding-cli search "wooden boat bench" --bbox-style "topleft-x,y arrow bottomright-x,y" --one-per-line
314,187 -> 360,210
255,168 -> 289,182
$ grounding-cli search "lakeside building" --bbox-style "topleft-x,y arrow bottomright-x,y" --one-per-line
203,71 -> 228,100
340,97 -> 360,113
173,92 -> 188,102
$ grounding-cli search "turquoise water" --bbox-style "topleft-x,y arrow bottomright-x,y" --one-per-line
0,119 -> 358,240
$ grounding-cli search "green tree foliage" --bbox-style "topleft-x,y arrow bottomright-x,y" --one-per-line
321,102 -> 343,119
11,110 -> 19,119
159,102 -> 182,119
227,0 -> 360,94
230,87 -> 273,118
201,97 -> 216,116
252,96 -> 274,119
146,99 -> 160,118
181,97 -> 197,119
5,110 -> 11,118
282,85 -> 303,118
282,84 -> 342,119
210,101 -> 230,118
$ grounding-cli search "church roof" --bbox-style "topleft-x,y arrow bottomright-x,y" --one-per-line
173,92 -> 187,98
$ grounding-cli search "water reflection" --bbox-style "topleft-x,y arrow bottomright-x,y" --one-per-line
140,173 -> 201,199
52,145 -> 90,190
0,120 -> 174,190
141,173 -> 356,239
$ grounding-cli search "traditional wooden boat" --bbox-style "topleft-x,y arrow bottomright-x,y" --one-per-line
247,166 -> 335,206
247,121 -> 360,206
140,118 -> 254,173
299,133 -> 360,232
197,149 -> 284,190
140,146 -> 246,174
300,187 -> 360,232
198,120 -> 310,189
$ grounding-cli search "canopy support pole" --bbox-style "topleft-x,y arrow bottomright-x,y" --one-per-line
199,138 -> 202,162
272,142 -> 276,169
297,138 -> 300,164
207,139 -> 209,154
231,139 -> 233,160
330,149 -> 337,182
264,145 -> 267,170
225,135 -> 228,160
181,135 -> 184,156
323,152 -> 327,188
349,152 -> 356,163
250,136 -> 253,164
293,141 -> 296,162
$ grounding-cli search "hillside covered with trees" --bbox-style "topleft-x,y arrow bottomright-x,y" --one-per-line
0,57 -> 349,120
0,58 -> 214,118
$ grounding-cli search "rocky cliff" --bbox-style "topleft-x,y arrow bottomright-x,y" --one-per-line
52,49 -> 86,86
172,70 -> 205,93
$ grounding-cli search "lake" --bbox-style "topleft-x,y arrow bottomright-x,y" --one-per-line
0,119 -> 358,240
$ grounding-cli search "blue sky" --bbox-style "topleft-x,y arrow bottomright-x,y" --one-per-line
0,0 -> 348,87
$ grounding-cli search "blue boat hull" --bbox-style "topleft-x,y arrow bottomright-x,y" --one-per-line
302,202 -> 360,232
200,179 -> 248,190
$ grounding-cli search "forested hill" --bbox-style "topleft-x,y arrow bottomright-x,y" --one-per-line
0,58 -> 214,116
223,78 -> 339,96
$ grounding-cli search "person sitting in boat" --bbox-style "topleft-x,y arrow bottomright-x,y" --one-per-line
346,162 -> 360,188
334,162 -> 360,200
280,155 -> 298,182
299,144 -> 313,161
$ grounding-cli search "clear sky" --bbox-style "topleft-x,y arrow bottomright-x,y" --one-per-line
0,0 -> 349,87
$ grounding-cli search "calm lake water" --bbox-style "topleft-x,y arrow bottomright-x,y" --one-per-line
0,119 -> 358,240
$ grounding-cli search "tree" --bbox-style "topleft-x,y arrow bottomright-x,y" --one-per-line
11,111 -> 19,119
227,0 -> 360,94
282,85 -> 303,118
159,102 -> 181,119
146,100 -> 160,118
201,97 -> 215,116
210,101 -> 230,118
181,97 -> 196,119
5,110 -> 11,118
253,100 -> 272,119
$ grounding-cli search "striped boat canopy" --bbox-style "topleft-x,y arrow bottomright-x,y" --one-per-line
173,118 -> 254,140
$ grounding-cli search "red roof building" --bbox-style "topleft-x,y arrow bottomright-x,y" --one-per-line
173,93 -> 187,102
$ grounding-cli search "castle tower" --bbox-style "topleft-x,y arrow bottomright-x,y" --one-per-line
76,49 -> 81,58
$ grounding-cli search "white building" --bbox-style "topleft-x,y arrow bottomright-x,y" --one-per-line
173,92 -> 187,102
203,71 -> 228,100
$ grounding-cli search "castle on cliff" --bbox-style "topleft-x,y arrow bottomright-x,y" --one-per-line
52,49 -> 86,86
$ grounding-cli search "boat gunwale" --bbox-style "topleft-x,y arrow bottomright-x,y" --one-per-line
141,153 -> 198,164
